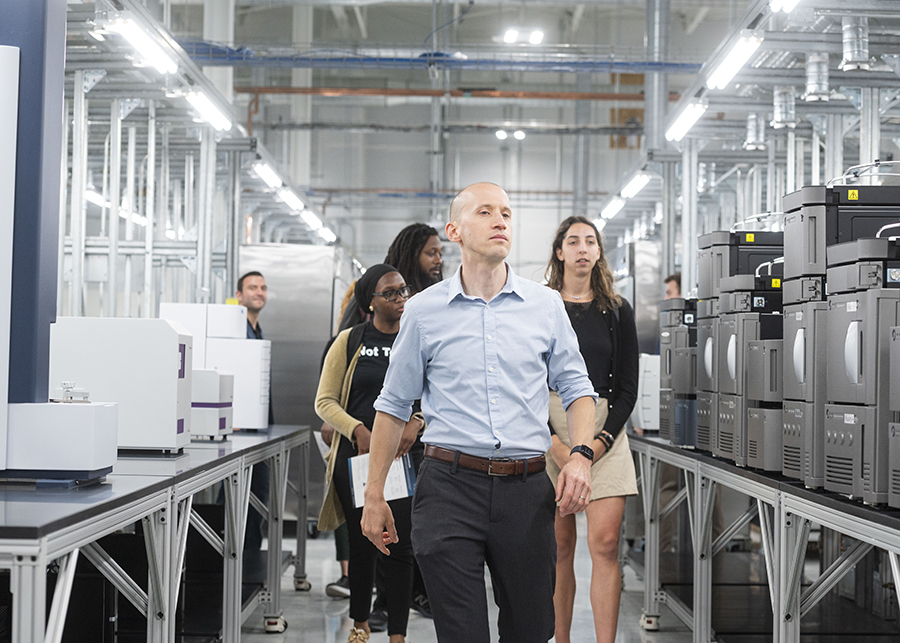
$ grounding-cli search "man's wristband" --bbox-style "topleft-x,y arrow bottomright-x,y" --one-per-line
570,444 -> 594,462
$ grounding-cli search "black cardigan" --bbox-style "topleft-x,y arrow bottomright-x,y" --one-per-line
554,299 -> 640,443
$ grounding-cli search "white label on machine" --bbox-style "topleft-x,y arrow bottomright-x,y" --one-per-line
847,301 -> 858,313
348,453 -> 416,508
844,413 -> 857,425
795,311 -> 803,321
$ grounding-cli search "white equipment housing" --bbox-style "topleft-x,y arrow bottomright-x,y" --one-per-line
159,302 -> 246,366
191,369 -> 234,438
206,338 -> 271,429
633,354 -> 661,431
49,317 -> 193,452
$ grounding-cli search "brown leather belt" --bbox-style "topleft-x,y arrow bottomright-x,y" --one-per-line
424,444 -> 546,476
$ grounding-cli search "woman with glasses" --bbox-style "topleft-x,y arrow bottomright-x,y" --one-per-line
316,264 -> 421,643
544,217 -> 639,643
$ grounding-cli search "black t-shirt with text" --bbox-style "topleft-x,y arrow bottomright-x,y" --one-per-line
346,322 -> 398,431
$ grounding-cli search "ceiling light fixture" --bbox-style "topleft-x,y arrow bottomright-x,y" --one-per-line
252,162 -> 282,188
301,210 -> 323,230
513,130 -> 526,140
706,31 -> 763,90
601,198 -> 625,220
529,30 -> 544,45
665,102 -> 708,142
85,190 -> 108,207
770,0 -> 801,13
503,29 -> 518,44
318,228 -> 337,243
185,91 -> 232,131
278,189 -> 305,212
593,218 -> 607,231
621,173 -> 651,199
108,18 -> 178,75
495,130 -> 508,140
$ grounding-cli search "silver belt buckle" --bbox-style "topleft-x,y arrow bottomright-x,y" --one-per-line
487,458 -> 511,476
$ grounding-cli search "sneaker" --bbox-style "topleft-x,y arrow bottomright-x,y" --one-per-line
326,575 -> 351,598
347,627 -> 370,643
368,607 -> 388,632
410,593 -> 432,619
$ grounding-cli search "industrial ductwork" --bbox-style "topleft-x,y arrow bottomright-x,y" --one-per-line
804,52 -> 829,102
841,16 -> 870,71
744,113 -> 766,150
771,86 -> 797,129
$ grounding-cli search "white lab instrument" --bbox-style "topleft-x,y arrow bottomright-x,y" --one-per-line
159,302 -> 246,366
191,369 -> 233,439
206,338 -> 271,429
632,354 -> 661,431
49,317 -> 193,452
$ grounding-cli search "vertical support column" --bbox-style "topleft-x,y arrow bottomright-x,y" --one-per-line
202,0 -> 235,101
644,0 -> 669,152
660,161 -> 678,277
184,154 -> 195,235
262,449 -> 290,631
795,137 -> 805,191
11,554 -> 47,643
143,100 -> 156,318
693,473 -> 713,643
778,509 -> 806,643
681,139 -> 699,293
124,126 -> 136,317
196,127 -> 215,303
226,151 -> 241,297
824,114 -> 844,182
108,100 -> 122,317
2,0 -> 66,404
766,135 -> 777,212
144,499 -> 173,643
291,6 -> 312,189
223,464 -> 251,643
293,440 -> 311,591
639,452 -> 661,629
429,95 -> 444,221
859,87 -> 880,184
573,73 -> 590,217
811,130 -> 821,185
70,70 -> 87,318
786,131 -> 796,194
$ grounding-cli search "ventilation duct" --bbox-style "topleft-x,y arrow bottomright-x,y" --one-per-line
744,113 -> 767,150
841,16 -> 870,71
804,52 -> 830,101
771,86 -> 797,129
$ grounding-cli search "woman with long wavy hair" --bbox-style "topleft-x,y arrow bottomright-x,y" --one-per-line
544,216 -> 639,643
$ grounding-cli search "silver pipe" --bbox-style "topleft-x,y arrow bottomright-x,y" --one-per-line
143,100 -> 156,318
842,16 -> 870,71
227,151 -> 241,296
108,100 -> 121,317
804,53 -> 830,102
825,113 -> 844,181
681,138 -> 699,291
124,126 -> 136,317
772,86 -> 797,130
811,129 -> 821,184
573,73 -> 590,217
185,153 -> 194,235
57,101 -> 69,316
859,87 -> 880,179
786,130 -> 796,194
69,70 -> 87,317
644,0 -> 669,151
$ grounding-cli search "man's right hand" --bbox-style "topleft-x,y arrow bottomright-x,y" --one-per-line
360,493 -> 398,555
353,424 -> 372,454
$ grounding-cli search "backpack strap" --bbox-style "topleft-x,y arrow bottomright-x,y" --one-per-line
345,323 -> 367,368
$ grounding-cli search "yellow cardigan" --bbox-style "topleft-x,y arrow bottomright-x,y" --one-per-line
314,326 -> 423,531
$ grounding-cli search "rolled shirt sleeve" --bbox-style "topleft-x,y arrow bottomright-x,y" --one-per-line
374,302 -> 426,422
546,293 -> 598,410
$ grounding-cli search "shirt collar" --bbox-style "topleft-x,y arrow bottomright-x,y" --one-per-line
447,262 -> 525,304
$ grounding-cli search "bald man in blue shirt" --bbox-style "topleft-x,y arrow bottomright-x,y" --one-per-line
361,183 -> 597,643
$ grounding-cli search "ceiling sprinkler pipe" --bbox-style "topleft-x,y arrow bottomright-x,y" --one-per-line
804,52 -> 830,102
744,113 -> 766,150
841,16 -> 870,71
771,86 -> 797,130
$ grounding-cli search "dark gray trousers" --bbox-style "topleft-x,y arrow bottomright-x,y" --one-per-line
411,456 -> 556,643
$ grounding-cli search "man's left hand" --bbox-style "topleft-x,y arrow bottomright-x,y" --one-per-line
555,455 -> 591,516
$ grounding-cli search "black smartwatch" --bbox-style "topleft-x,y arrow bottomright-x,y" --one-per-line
570,444 -> 594,462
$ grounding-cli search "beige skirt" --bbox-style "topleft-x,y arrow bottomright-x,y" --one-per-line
546,390 -> 638,500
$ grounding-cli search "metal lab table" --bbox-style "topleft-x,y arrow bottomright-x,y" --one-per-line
2,424 -> 309,643
629,432 -> 900,643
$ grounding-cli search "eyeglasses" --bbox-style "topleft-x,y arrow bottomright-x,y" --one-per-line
372,286 -> 412,302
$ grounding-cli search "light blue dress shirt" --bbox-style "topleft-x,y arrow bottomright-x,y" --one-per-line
374,264 -> 597,459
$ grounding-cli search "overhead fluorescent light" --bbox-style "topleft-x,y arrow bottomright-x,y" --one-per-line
318,228 -> 337,243
513,130 -> 526,140
108,19 -> 178,75
601,198 -> 625,220
185,91 -> 232,131
89,30 -> 106,42
301,210 -> 323,230
278,189 -> 305,212
621,173 -> 651,199
503,29 -> 518,44
495,130 -> 508,140
665,102 -> 708,142
529,30 -> 544,45
252,162 -> 282,188
593,218 -> 607,231
165,229 -> 176,239
706,31 -> 763,90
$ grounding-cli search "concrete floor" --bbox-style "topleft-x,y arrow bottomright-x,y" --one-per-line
241,512 -> 692,643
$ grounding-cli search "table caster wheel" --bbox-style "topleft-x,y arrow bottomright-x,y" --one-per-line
265,615 -> 288,633
294,577 -> 312,591
640,613 -> 659,631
